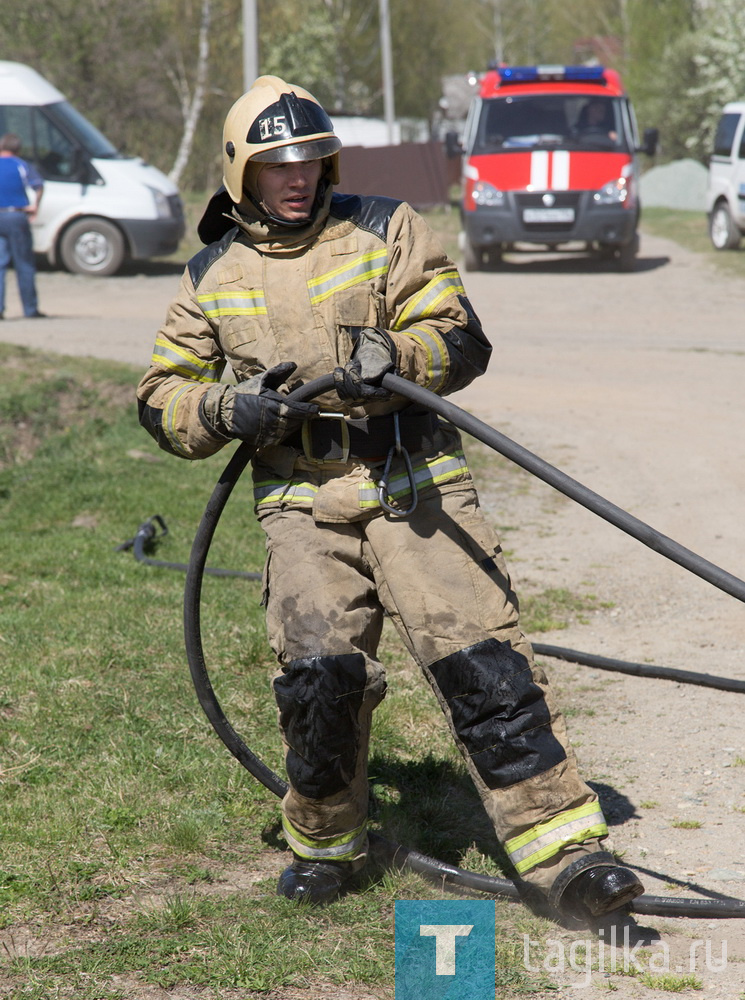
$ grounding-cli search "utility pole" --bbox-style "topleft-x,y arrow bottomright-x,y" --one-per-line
492,0 -> 504,65
243,0 -> 258,93
379,0 -> 396,144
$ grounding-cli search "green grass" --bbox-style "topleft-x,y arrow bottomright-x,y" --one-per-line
0,342 -> 599,996
639,972 -> 703,992
521,587 -> 607,633
641,206 -> 745,279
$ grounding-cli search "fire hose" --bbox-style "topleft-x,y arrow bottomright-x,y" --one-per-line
175,371 -> 745,918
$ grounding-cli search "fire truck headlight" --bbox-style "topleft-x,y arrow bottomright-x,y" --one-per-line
593,178 -> 628,205
472,181 -> 505,207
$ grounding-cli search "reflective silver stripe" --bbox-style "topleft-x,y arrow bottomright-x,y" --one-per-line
395,269 -> 465,327
163,384 -> 192,457
307,249 -> 388,305
253,480 -> 318,506
151,336 -> 224,382
359,451 -> 468,508
505,804 -> 609,875
283,819 -> 367,861
197,289 -> 267,317
405,324 -> 448,393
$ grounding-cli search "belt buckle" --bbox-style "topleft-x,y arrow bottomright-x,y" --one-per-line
301,412 -> 350,464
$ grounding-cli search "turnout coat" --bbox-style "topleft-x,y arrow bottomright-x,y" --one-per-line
137,190 -> 491,522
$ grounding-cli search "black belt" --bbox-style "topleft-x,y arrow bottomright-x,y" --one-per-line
286,407 -> 439,464
0,207 -> 25,213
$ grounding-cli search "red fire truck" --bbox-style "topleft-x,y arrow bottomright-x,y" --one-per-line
459,65 -> 657,271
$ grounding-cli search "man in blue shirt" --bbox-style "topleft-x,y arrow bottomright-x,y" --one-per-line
0,133 -> 45,319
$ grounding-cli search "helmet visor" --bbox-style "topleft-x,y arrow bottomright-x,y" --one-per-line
250,135 -> 341,164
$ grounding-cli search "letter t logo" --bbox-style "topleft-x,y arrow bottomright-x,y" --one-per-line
395,899 -> 494,999
419,924 -> 473,975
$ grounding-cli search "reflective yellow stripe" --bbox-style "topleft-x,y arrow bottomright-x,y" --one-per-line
197,289 -> 267,318
162,384 -> 192,457
505,803 -> 608,875
151,336 -> 224,382
307,249 -> 388,304
395,269 -> 465,328
359,451 -> 469,509
282,818 -> 367,861
253,479 -> 318,507
406,324 -> 448,393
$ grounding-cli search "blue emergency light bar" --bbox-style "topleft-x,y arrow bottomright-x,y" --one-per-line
498,65 -> 606,84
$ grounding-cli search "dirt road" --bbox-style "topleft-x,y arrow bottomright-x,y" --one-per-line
3,232 -> 744,996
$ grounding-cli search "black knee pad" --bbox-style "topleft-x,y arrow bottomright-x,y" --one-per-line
273,653 -> 372,799
428,637 -> 566,788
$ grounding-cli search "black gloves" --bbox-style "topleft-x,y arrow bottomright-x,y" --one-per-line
201,362 -> 318,449
333,327 -> 397,403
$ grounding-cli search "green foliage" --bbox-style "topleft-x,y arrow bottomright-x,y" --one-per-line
0,0 -> 718,191
683,0 -> 745,161
640,0 -> 745,163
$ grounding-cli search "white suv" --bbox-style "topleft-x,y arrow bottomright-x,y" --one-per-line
706,102 -> 745,250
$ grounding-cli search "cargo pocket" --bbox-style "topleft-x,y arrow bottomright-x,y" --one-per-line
261,549 -> 287,662
457,510 -> 520,632
260,549 -> 271,609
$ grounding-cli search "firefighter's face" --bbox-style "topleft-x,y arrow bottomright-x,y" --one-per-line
257,159 -> 323,221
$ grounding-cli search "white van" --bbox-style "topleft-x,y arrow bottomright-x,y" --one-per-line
0,61 -> 184,275
706,101 -> 745,250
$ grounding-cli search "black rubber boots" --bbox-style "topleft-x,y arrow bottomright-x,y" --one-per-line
277,856 -> 357,906
550,852 -> 644,920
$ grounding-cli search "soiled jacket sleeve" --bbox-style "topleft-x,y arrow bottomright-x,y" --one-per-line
136,268 -> 230,459
381,203 -> 492,396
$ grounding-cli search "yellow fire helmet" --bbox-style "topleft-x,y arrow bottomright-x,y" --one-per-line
222,75 -> 341,203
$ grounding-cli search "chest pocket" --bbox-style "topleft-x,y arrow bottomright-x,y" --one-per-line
201,264 -> 272,368
309,237 -> 388,358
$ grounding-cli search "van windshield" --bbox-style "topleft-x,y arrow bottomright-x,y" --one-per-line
471,95 -> 628,154
45,101 -> 120,158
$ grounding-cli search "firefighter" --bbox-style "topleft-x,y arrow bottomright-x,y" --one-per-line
137,76 -> 644,920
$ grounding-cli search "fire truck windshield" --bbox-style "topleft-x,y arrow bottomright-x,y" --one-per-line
471,95 -> 628,154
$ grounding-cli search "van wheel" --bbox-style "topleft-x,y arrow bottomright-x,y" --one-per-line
617,233 -> 639,272
484,248 -> 504,270
709,203 -> 741,251
594,242 -> 617,261
59,218 -> 127,276
463,236 -> 485,272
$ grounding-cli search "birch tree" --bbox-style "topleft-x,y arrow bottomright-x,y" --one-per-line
168,0 -> 212,185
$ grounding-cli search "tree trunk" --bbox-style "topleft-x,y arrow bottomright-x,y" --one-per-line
168,0 -> 211,187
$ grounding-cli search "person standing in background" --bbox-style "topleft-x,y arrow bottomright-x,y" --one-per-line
0,132 -> 45,320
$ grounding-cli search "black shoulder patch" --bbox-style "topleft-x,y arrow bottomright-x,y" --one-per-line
330,192 -> 402,242
188,228 -> 239,289
197,186 -> 236,244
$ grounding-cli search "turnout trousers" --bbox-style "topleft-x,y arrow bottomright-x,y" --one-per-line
261,485 -> 607,895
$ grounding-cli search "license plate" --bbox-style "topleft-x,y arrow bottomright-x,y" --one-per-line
522,207 -> 575,223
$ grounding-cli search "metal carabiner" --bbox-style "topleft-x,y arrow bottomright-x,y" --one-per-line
377,411 -> 418,518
